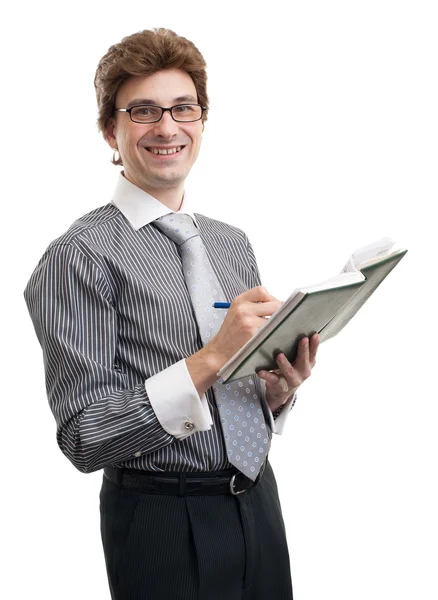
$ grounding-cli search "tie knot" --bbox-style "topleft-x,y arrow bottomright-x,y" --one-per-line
154,213 -> 199,246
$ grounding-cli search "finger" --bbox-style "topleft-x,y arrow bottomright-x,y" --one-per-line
251,300 -> 282,317
232,300 -> 281,319
242,286 -> 272,302
309,333 -> 320,364
258,370 -> 289,393
275,353 -> 301,388
257,370 -> 281,384
293,337 -> 311,376
240,286 -> 280,304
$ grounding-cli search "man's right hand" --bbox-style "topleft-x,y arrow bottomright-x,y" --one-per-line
207,286 -> 282,367
186,286 -> 282,398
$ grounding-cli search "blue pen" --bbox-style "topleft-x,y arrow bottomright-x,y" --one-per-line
213,302 -> 231,308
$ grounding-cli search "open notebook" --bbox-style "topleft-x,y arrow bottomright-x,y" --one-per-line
217,237 -> 407,383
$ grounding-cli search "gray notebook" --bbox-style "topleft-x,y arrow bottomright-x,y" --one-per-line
217,238 -> 407,383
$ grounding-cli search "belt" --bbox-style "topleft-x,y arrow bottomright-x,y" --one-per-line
103,461 -> 266,497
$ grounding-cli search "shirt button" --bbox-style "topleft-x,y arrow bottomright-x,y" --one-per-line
134,451 -> 141,457
184,421 -> 195,431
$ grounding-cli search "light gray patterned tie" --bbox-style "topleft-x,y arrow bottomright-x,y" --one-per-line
154,213 -> 270,481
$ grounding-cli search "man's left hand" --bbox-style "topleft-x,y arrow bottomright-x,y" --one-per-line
257,333 -> 320,413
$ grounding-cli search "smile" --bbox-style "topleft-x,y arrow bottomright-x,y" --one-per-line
145,146 -> 184,155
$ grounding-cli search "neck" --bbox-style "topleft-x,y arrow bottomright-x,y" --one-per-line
123,171 -> 185,212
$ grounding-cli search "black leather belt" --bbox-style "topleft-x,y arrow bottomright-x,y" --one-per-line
103,461 -> 266,497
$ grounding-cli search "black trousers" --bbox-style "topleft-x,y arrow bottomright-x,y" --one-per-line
99,461 -> 293,599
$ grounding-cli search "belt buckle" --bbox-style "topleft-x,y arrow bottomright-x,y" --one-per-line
229,473 -> 247,496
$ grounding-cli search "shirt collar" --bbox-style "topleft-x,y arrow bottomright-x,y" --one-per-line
111,172 -> 198,231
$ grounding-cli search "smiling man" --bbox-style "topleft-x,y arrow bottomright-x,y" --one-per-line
24,28 -> 319,600
109,70 -> 202,203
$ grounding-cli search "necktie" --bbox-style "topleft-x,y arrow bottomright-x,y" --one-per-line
153,213 -> 270,481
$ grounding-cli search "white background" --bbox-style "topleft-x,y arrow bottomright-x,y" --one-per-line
2,0 -> 437,598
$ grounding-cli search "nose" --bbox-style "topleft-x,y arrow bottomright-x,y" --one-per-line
151,109 -> 179,138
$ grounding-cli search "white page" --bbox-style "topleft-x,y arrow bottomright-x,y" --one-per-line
342,237 -> 395,273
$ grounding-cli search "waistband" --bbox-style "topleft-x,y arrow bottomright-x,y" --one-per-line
103,462 -> 266,497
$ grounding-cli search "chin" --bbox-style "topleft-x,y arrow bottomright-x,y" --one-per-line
154,170 -> 187,184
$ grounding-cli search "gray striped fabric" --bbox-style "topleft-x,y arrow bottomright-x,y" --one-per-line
24,203 -> 268,474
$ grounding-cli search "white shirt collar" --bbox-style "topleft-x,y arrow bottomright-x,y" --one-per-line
111,172 -> 198,231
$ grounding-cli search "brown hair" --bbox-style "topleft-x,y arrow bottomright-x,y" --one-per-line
94,28 -> 209,165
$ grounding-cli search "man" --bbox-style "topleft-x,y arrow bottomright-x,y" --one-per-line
24,28 -> 319,600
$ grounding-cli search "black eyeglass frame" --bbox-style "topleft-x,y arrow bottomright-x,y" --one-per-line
114,103 -> 207,124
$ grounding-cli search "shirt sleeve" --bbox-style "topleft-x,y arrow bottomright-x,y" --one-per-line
245,235 -> 297,432
146,360 -> 213,438
24,243 -> 211,474
272,392 -> 297,434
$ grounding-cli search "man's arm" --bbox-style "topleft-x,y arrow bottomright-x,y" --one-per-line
24,243 -> 211,473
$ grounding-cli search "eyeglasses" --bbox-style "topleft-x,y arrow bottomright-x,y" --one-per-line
114,104 -> 206,124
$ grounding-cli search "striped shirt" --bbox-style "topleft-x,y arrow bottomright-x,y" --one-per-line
24,174 -> 293,474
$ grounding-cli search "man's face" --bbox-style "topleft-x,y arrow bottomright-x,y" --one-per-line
105,69 -> 203,196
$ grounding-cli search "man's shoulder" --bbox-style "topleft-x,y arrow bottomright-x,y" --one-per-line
47,203 -> 120,250
25,203 -> 123,294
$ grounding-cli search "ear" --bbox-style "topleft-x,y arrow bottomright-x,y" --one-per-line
104,117 -> 118,150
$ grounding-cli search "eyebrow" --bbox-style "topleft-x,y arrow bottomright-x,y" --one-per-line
126,95 -> 198,108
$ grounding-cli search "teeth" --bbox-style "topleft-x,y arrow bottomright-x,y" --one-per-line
147,146 -> 183,155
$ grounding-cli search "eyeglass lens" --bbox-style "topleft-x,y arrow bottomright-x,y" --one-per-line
130,104 -> 202,123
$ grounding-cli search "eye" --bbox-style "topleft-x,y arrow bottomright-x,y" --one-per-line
131,105 -> 161,118
174,104 -> 196,113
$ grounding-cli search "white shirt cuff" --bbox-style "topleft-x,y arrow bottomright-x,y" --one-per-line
272,392 -> 297,434
145,359 -> 213,439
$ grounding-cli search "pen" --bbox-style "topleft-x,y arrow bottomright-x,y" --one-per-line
213,302 -> 231,308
